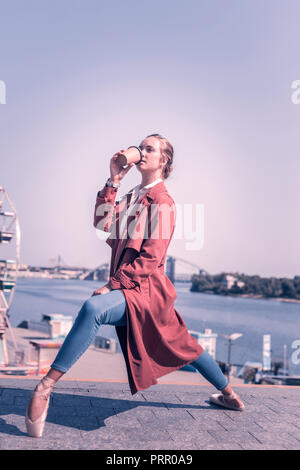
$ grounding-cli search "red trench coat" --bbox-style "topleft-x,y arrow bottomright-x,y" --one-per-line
94,180 -> 204,394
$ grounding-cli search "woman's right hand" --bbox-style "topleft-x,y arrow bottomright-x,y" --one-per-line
110,150 -> 135,184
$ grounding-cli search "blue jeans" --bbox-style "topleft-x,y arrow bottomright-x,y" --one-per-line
51,289 -> 228,391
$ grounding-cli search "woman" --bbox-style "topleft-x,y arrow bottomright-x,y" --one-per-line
25,133 -> 245,438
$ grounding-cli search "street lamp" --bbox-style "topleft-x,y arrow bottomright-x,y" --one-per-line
222,333 -> 243,380
283,344 -> 287,376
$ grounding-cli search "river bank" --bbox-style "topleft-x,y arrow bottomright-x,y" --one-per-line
239,294 -> 300,304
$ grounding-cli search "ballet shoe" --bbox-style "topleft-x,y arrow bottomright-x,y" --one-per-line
25,376 -> 56,438
209,390 -> 245,411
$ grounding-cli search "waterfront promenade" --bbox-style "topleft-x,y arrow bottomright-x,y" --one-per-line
0,377 -> 300,450
4,327 -> 244,384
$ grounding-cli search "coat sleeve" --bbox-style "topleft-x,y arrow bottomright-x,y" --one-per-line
108,197 -> 176,290
93,184 -> 125,248
93,184 -> 119,232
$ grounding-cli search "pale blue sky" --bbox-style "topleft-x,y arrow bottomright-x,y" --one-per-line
1,0 -> 299,277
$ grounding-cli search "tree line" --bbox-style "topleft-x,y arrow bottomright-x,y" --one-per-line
190,272 -> 300,300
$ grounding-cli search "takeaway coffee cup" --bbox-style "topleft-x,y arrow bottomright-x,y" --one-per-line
116,146 -> 143,167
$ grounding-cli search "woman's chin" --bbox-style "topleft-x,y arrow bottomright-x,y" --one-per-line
136,166 -> 146,173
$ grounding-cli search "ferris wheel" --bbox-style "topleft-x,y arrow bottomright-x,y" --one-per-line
0,186 -> 21,365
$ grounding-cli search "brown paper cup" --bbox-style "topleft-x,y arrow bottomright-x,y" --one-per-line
116,146 -> 143,167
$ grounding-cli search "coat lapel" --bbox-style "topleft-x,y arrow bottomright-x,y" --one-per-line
112,181 -> 168,270
139,181 -> 168,203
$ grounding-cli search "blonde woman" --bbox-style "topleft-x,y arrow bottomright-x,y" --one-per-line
25,133 -> 245,438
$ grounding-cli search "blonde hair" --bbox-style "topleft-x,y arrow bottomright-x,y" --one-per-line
144,133 -> 174,179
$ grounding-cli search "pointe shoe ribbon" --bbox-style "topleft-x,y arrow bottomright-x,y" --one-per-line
25,376 -> 56,438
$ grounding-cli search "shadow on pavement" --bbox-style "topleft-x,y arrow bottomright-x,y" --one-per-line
0,386 -> 216,436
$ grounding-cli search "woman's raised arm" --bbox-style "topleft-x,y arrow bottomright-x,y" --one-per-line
93,151 -> 135,232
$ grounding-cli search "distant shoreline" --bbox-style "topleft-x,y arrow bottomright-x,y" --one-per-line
193,290 -> 300,304
239,294 -> 300,304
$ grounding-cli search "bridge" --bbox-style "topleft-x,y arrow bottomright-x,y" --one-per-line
77,256 -> 208,284
47,254 -> 207,284
165,256 -> 208,283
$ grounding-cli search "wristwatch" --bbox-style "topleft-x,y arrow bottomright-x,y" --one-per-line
106,177 -> 120,188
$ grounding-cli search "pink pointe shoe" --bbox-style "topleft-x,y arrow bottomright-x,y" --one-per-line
25,376 -> 56,438
209,390 -> 245,411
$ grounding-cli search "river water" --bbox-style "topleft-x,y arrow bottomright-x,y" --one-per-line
8,277 -> 300,375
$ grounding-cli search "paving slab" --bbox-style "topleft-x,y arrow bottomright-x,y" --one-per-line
0,377 -> 299,450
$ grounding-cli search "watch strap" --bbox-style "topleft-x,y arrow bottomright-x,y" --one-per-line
106,177 -> 120,188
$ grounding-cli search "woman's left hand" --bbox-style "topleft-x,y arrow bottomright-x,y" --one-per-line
92,284 -> 112,296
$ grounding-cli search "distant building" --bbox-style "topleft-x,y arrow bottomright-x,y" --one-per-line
5,263 -> 28,271
189,328 -> 218,359
199,269 -> 209,276
220,274 -> 245,289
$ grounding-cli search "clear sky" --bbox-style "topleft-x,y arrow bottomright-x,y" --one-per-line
1,0 -> 299,278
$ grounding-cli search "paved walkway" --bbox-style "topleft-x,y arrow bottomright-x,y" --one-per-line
0,377 -> 299,450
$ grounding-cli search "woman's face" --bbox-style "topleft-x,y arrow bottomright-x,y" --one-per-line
137,137 -> 166,175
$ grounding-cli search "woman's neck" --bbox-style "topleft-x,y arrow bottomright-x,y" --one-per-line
140,173 -> 163,188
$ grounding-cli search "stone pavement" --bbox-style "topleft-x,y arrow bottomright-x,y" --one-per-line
0,377 -> 299,450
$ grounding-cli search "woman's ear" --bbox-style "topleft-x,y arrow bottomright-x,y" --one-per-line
159,154 -> 167,168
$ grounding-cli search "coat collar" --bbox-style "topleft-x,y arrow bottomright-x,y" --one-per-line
140,180 -> 168,202
125,181 -> 168,210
